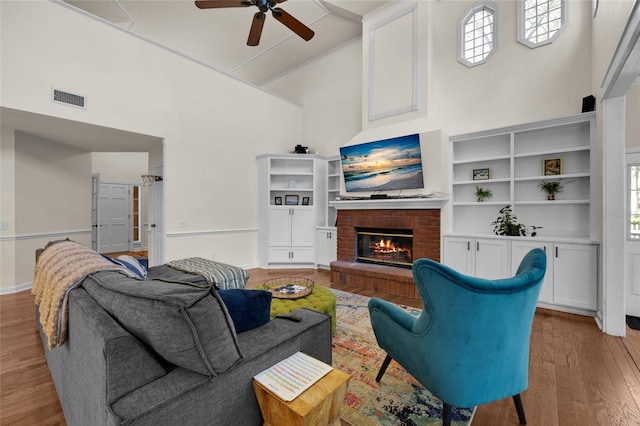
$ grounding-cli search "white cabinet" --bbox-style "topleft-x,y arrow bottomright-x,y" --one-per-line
443,236 -> 509,279
510,240 -> 598,313
268,206 -> 315,264
552,243 -> 597,311
257,154 -> 335,268
450,112 -> 595,239
446,113 -> 599,316
444,236 -> 598,314
326,156 -> 341,227
316,227 -> 337,269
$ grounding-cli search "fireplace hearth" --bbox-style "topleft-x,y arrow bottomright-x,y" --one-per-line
356,228 -> 413,268
329,198 -> 447,299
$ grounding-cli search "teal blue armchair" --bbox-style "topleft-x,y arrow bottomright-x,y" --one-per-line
368,248 -> 546,425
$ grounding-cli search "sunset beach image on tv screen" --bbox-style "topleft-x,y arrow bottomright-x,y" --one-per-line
339,134 -> 424,192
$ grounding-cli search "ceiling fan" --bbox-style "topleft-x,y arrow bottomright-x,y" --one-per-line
195,0 -> 315,47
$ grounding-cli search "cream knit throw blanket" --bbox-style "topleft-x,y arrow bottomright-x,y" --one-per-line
32,240 -> 129,349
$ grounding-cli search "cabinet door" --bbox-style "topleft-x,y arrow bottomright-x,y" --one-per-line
316,229 -> 330,266
553,243 -> 597,311
316,229 -> 337,267
475,239 -> 509,279
443,237 -> 474,276
328,230 -> 337,263
269,207 -> 292,247
269,247 -> 293,263
512,241 -> 553,304
290,208 -> 314,246
291,247 -> 315,263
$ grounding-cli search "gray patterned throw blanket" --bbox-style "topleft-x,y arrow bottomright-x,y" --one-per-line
165,257 -> 249,290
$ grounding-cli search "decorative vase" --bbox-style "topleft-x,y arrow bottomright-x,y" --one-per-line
547,194 -> 555,200
477,197 -> 484,202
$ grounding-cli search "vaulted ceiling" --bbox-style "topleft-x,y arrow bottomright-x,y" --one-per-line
63,0 -> 389,86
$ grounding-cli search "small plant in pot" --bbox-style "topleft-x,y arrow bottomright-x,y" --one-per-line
475,186 -> 493,202
491,205 -> 541,237
538,180 -> 564,200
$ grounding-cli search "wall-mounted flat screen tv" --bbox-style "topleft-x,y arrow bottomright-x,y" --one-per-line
339,134 -> 424,192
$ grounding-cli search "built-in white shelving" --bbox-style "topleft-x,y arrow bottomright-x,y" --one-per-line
257,153 -> 338,269
445,112 -> 599,316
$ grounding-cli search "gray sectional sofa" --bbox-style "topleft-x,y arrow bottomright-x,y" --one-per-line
36,265 -> 332,426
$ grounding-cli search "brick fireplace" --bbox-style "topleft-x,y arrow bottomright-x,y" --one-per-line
330,198 -> 447,299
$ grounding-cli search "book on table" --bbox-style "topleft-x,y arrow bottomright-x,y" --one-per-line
253,351 -> 333,401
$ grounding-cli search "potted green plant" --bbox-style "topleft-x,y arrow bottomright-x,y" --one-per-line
491,205 -> 541,237
475,186 -> 493,202
538,180 -> 564,200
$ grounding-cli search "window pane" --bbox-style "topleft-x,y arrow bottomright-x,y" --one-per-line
521,0 -> 564,46
631,165 -> 640,240
462,6 -> 494,65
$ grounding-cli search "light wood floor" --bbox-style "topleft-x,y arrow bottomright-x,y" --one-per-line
2,267 -> 640,425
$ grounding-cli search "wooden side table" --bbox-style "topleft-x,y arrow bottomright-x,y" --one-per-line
253,368 -> 350,426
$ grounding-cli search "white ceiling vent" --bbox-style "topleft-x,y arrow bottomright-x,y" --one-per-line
52,89 -> 86,109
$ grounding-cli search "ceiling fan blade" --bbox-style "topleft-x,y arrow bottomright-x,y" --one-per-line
247,12 -> 266,46
271,7 -> 314,41
195,0 -> 253,9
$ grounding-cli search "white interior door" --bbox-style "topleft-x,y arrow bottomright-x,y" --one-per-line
150,165 -> 164,266
91,173 -> 100,251
626,152 -> 640,316
99,182 -> 130,253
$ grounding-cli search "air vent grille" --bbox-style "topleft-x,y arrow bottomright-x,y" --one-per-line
52,89 -> 86,108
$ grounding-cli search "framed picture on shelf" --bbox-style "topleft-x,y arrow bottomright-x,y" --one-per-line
302,197 -> 310,206
543,158 -> 562,176
274,196 -> 282,205
472,168 -> 490,180
285,195 -> 299,205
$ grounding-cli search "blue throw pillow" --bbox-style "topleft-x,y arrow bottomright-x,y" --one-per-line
218,289 -> 272,333
113,255 -> 148,279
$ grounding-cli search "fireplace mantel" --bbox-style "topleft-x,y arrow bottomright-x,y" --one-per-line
329,197 -> 448,210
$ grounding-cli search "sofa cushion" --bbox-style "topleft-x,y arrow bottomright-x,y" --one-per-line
218,289 -> 272,333
82,270 -> 243,376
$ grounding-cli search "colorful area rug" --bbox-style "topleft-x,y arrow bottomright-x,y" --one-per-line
331,289 -> 475,426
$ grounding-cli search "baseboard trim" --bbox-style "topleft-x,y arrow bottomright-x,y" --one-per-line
1,281 -> 32,295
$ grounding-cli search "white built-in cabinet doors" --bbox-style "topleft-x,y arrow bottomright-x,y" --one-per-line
510,240 -> 597,312
316,227 -> 337,269
442,237 -> 509,280
443,236 -> 598,315
268,206 -> 314,264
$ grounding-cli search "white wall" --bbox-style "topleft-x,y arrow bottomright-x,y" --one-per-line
273,0 -> 595,151
628,85 -> 640,148
0,130 -> 93,292
0,0 -> 303,290
92,152 -> 149,183
0,127 -> 17,291
265,40 -> 363,156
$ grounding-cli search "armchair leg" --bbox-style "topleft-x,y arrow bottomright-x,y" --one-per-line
375,354 -> 393,382
513,394 -> 527,425
442,403 -> 451,426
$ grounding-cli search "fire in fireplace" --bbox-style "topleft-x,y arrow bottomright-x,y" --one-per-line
356,228 -> 413,268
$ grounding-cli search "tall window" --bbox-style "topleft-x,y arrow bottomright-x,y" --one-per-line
630,164 -> 640,240
132,185 -> 141,244
517,0 -> 567,48
458,2 -> 498,67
